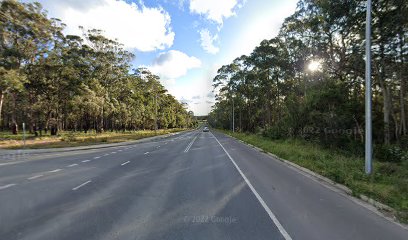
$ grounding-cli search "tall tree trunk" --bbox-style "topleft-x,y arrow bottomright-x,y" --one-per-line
10,92 -> 18,135
399,34 -> 407,136
0,90 -> 4,128
400,75 -> 406,136
99,100 -> 104,133
276,75 -> 280,123
353,115 -> 364,143
28,92 -> 35,134
382,86 -> 391,145
392,112 -> 399,141
239,108 -> 242,132
376,45 -> 391,145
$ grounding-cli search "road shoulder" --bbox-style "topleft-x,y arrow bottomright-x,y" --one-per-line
214,130 -> 408,231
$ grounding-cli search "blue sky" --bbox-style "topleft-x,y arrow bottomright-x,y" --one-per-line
26,0 -> 298,115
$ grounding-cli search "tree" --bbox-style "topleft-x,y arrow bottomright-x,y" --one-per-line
0,1 -> 195,135
0,0 -> 55,133
210,0 -> 408,152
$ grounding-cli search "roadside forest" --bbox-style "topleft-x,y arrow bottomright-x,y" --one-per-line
209,0 -> 408,160
0,0 -> 196,136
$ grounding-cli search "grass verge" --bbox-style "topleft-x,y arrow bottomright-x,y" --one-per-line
219,129 -> 408,223
0,129 -> 185,149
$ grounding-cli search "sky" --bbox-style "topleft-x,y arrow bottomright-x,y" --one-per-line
25,0 -> 299,116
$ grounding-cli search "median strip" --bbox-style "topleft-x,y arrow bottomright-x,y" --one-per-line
184,135 -> 198,153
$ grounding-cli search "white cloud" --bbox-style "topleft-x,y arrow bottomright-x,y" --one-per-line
189,0 -> 243,24
199,29 -> 219,54
223,1 -> 297,62
178,0 -> 187,10
148,50 -> 202,85
207,91 -> 215,98
180,97 -> 193,104
32,0 -> 174,52
165,64 -> 218,115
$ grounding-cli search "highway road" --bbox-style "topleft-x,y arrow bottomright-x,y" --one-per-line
0,129 -> 407,240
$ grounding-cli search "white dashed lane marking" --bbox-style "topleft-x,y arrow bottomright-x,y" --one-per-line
0,184 -> 16,190
72,180 -> 92,191
121,161 -> 130,166
27,175 -> 43,180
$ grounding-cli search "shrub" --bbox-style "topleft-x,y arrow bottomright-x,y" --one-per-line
61,132 -> 76,142
378,163 -> 399,176
396,178 -> 408,195
375,145 -> 407,163
399,136 -> 408,150
263,125 -> 293,140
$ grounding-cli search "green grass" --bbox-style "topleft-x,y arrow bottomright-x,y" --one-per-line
0,129 -> 186,149
219,130 -> 408,223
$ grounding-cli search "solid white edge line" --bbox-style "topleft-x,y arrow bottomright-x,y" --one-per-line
211,132 -> 292,240
72,180 -> 92,191
121,161 -> 130,166
0,183 -> 16,190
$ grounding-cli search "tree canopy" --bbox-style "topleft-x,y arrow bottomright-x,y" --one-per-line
208,0 -> 408,152
0,0 -> 196,135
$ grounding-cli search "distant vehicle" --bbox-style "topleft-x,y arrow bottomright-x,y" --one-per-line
203,127 -> 209,132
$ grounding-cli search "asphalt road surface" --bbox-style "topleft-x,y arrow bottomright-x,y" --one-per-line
0,129 -> 407,240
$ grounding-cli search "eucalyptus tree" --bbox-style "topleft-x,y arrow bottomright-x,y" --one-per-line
0,0 -> 196,135
0,0 -> 54,133
210,0 -> 408,150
